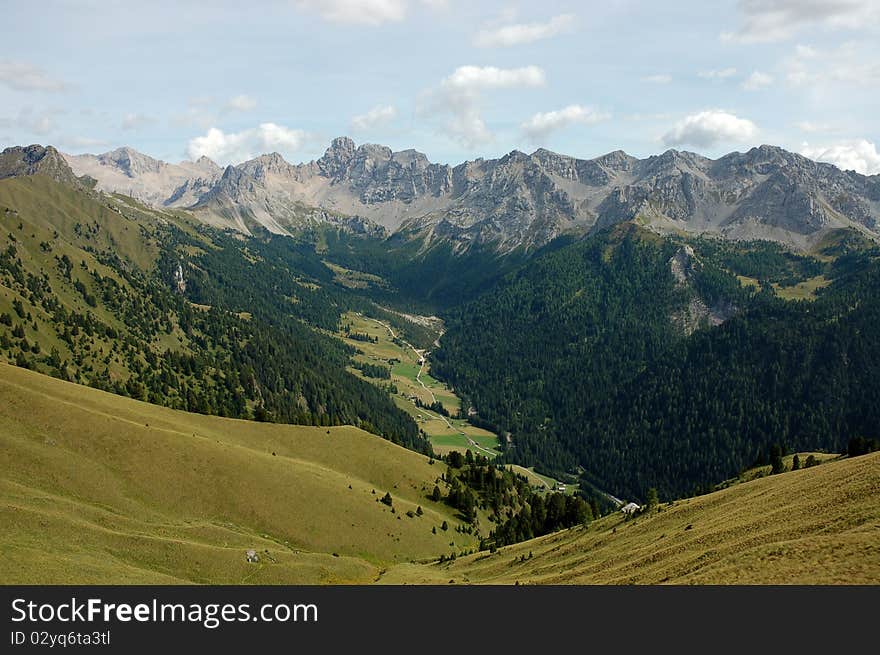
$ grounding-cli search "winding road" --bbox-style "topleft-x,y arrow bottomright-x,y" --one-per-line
364,315 -> 497,458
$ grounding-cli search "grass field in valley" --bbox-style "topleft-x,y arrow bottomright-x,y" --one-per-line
337,312 -> 501,457
0,363 -> 477,584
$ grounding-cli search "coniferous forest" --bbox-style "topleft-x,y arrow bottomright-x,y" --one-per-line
431,227 -> 880,500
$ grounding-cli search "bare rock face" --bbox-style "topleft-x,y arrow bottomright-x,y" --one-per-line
668,245 -> 737,334
63,148 -> 221,208
57,139 -> 880,254
191,161 -> 385,238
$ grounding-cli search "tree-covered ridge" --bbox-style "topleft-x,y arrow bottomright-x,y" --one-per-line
432,225 -> 880,500
432,225 -> 687,470
435,450 -> 597,552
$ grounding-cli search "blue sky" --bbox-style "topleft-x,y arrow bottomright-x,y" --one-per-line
1,0 -> 878,173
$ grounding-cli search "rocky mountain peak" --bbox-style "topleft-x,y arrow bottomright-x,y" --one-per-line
594,149 -> 639,171
238,152 -> 293,181
356,143 -> 393,162
0,144 -> 80,186
192,155 -> 221,173
391,149 -> 431,169
318,136 -> 357,177
501,150 -> 529,164
101,146 -> 163,178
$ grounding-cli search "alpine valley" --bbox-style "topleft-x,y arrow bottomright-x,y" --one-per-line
1,139 -> 878,584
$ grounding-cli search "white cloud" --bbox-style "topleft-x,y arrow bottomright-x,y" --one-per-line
186,123 -> 308,165
446,109 -> 492,147
351,104 -> 397,131
0,60 -> 70,93
121,112 -> 157,131
474,14 -> 575,48
662,110 -> 759,148
521,105 -> 611,141
295,0 -> 408,25
420,65 -> 546,147
698,67 -> 738,80
442,65 -> 546,91
641,74 -> 672,84
724,0 -> 880,43
801,139 -> 880,175
225,95 -> 257,112
742,71 -> 774,90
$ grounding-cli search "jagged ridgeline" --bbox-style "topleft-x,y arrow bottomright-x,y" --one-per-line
433,224 -> 880,500
65,139 -> 880,257
0,146 -> 428,453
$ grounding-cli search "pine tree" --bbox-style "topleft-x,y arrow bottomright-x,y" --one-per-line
770,444 -> 785,475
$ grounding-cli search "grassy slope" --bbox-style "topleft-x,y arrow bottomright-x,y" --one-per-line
0,363 -> 476,584
0,175 -> 203,383
0,175 -> 166,270
383,452 -> 880,584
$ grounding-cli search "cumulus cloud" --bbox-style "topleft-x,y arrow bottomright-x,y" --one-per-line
420,65 -> 546,146
521,105 -> 611,141
662,110 -> 759,148
224,95 -> 257,112
698,67 -> 737,80
295,0 -> 408,25
801,139 -> 880,175
351,104 -> 397,131
742,71 -> 774,90
186,123 -> 308,165
474,14 -> 576,48
641,74 -> 672,84
724,0 -> 880,43
121,112 -> 157,131
0,60 -> 71,92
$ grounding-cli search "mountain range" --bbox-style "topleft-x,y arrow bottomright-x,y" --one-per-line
2,134 -> 880,586
61,138 -> 880,253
